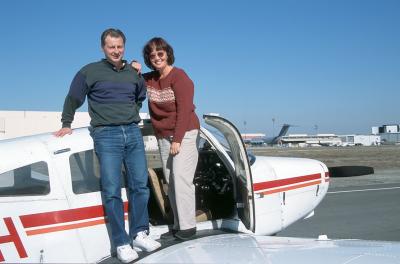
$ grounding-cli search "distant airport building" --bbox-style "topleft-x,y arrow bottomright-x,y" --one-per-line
241,133 -> 267,145
340,135 -> 380,146
0,111 -> 159,150
372,124 -> 400,144
372,124 -> 399,134
0,111 -> 91,140
380,133 -> 400,145
371,126 -> 380,135
281,134 -> 342,147
241,133 -> 266,140
281,133 -> 380,147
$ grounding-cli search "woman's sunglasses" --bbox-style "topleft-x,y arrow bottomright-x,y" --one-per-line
149,51 -> 165,60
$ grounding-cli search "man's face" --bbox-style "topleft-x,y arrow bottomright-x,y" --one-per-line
102,35 -> 125,66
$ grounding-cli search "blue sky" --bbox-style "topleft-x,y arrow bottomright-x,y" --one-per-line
1,0 -> 399,135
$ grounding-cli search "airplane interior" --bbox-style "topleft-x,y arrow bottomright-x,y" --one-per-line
147,136 -> 236,226
0,162 -> 50,196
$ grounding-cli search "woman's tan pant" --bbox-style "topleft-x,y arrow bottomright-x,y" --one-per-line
158,129 -> 199,230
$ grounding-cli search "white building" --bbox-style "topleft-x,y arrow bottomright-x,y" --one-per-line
0,111 -> 91,140
0,111 -> 159,150
281,133 -> 380,147
241,133 -> 266,140
281,134 -> 342,147
340,135 -> 381,146
372,124 -> 400,134
384,125 -> 399,133
371,126 -> 380,135
371,124 -> 399,144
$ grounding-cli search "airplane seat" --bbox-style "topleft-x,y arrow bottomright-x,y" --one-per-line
147,168 -> 212,223
195,209 -> 212,222
12,166 -> 50,195
147,168 -> 170,221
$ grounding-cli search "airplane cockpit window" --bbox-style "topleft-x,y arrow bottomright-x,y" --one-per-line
202,125 -> 233,157
0,161 -> 50,196
70,150 -> 126,194
203,122 -> 249,182
202,123 -> 254,169
198,136 -> 214,151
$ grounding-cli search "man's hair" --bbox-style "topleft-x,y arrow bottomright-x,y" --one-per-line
143,37 -> 175,70
101,28 -> 126,47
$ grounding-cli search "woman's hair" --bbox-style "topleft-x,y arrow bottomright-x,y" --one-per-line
143,37 -> 175,70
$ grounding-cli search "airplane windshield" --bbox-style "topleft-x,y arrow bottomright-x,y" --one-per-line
202,124 -> 233,157
202,122 -> 256,166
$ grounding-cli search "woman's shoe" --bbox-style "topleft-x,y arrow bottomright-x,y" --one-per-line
160,229 -> 177,239
175,228 -> 196,241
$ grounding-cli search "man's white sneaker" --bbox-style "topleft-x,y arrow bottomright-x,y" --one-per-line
132,231 -> 161,252
116,244 -> 138,263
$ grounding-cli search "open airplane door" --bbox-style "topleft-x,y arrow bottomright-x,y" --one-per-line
203,114 -> 255,232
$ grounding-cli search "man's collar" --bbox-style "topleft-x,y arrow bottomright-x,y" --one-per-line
102,59 -> 127,71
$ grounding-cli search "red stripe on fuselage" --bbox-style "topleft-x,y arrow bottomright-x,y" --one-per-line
253,173 -> 321,192
259,180 -> 321,195
0,218 -> 28,260
20,202 -> 128,228
18,173 -> 328,230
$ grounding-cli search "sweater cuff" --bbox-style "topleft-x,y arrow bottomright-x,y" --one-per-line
62,122 -> 72,128
173,132 -> 184,144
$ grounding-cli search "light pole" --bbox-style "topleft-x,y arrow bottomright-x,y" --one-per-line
272,118 -> 275,137
314,124 -> 318,135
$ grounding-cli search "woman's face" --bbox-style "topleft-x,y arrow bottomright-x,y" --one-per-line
149,48 -> 168,71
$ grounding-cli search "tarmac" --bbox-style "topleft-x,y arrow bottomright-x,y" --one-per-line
260,145 -> 400,242
147,145 -> 400,242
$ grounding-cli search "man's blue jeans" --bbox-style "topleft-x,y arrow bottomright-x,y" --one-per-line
90,123 -> 149,247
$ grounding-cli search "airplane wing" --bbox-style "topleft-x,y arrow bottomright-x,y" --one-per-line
136,234 -> 400,264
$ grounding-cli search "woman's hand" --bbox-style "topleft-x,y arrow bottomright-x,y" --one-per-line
170,142 -> 181,155
131,60 -> 142,74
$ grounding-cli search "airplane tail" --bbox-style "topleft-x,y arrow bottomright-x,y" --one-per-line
278,124 -> 290,137
271,124 -> 290,144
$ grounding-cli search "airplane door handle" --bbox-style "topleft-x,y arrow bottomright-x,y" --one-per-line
255,193 -> 264,199
53,148 -> 71,155
283,192 -> 286,205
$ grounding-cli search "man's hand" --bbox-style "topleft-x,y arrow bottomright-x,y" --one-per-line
131,60 -> 142,74
170,142 -> 181,155
53,127 -> 72,137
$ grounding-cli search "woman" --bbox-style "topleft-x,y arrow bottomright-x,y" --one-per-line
137,37 -> 200,240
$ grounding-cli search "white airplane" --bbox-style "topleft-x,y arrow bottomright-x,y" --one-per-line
0,115 -> 398,263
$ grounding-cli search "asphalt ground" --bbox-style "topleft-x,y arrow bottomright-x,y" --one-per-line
248,145 -> 400,171
252,145 -> 400,242
278,177 -> 400,241
147,145 -> 400,242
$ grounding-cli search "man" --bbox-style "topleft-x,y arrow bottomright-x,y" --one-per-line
54,28 -> 160,263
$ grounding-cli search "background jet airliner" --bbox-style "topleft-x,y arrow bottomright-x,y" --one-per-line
247,124 -> 291,146
264,123 -> 291,145
0,115 -> 398,263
